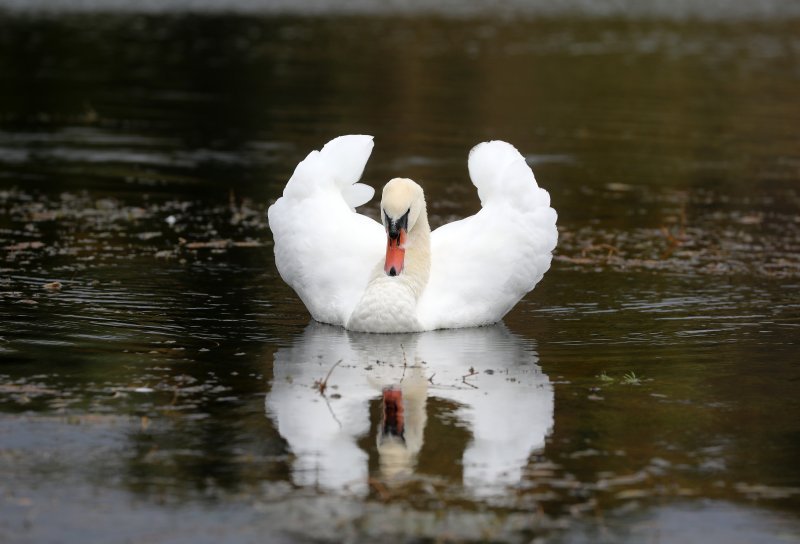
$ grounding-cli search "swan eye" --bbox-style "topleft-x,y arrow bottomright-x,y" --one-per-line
384,209 -> 410,226
386,209 -> 410,239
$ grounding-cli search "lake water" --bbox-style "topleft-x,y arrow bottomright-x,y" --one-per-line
1,4 -> 799,543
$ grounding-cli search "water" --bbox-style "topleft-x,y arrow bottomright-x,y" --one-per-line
1,5 -> 799,543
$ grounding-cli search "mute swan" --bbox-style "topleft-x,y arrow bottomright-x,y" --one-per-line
268,135 -> 557,333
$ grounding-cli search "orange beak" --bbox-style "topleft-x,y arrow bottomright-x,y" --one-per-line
384,229 -> 407,277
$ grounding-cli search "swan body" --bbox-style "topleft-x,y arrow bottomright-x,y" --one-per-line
268,135 -> 557,333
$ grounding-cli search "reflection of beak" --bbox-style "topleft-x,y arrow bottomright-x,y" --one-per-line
381,387 -> 405,440
384,211 -> 409,277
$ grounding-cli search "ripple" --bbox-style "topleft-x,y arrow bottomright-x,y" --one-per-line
0,129 -> 286,170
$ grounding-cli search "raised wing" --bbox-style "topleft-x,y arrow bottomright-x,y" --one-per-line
417,141 -> 558,330
267,135 -> 384,326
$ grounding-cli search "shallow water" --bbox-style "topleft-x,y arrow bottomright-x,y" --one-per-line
1,6 -> 799,543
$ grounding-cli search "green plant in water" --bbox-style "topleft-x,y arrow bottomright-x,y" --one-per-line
621,371 -> 642,385
597,371 -> 615,383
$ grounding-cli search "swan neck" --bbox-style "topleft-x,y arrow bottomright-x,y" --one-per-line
404,207 -> 431,297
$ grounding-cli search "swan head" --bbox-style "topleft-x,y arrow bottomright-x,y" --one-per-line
381,178 -> 426,277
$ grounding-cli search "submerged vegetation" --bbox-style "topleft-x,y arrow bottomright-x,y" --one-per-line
3,184 -> 799,288
595,370 -> 644,385
621,371 -> 642,385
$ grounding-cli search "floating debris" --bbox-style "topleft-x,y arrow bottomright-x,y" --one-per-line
621,371 -> 642,385
314,359 -> 343,396
4,241 -> 45,251
184,239 -> 264,249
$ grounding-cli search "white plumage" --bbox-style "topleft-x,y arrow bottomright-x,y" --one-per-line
267,135 -> 557,333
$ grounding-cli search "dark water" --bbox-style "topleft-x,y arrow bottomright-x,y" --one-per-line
1,6 -> 799,543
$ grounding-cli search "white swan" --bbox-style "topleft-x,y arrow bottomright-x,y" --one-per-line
268,135 -> 557,333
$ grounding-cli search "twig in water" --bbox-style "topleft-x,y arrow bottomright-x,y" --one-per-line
311,359 -> 344,428
399,344 -> 408,383
462,366 -> 479,389
314,359 -> 343,396
322,393 -> 343,429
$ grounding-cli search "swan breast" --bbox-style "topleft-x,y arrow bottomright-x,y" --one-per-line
347,276 -> 422,333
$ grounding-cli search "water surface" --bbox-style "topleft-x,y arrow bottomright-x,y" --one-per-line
0,6 -> 799,543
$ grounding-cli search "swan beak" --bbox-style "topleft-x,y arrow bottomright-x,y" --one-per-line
382,387 -> 405,439
384,209 -> 409,276
384,228 -> 407,277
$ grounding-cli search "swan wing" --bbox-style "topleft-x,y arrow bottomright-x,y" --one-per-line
417,141 -> 558,330
268,135 -> 384,326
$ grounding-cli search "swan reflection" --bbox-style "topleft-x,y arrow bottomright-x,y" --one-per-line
265,322 -> 553,496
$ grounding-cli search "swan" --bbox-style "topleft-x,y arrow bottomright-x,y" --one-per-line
268,135 -> 557,333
